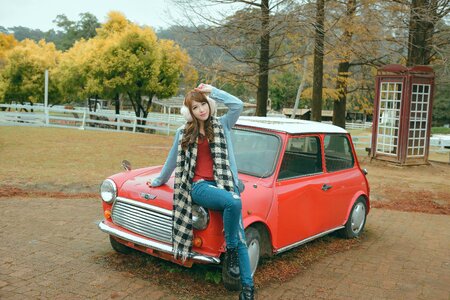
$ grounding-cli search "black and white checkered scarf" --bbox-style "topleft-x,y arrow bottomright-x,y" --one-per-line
172,117 -> 235,262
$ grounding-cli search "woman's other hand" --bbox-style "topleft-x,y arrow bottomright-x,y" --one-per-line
147,177 -> 162,188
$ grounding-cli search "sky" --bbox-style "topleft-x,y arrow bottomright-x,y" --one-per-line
0,0 -> 177,31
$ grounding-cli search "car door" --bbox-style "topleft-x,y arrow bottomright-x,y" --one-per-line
321,134 -> 363,227
275,135 -> 332,248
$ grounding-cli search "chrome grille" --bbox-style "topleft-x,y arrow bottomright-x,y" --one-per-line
111,197 -> 173,243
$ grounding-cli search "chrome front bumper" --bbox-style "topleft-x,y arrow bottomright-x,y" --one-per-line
98,221 -> 221,264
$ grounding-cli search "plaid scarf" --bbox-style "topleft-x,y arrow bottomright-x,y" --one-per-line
172,117 -> 235,261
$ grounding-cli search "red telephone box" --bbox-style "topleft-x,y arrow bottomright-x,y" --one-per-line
371,64 -> 435,165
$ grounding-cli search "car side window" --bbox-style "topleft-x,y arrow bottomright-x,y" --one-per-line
324,134 -> 355,172
278,136 -> 323,180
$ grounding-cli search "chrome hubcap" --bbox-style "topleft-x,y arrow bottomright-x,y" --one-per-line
247,239 -> 260,276
351,202 -> 366,234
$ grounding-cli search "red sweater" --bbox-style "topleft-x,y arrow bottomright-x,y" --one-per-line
193,136 -> 214,182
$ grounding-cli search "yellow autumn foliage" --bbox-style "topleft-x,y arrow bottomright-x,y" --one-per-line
0,39 -> 61,103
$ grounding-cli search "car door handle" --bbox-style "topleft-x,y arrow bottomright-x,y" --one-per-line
321,184 -> 333,191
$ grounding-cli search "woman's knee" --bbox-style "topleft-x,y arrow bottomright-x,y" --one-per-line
227,193 -> 242,211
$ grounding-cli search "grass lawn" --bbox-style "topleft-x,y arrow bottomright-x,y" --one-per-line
3,125 -> 447,191
0,126 -> 172,190
431,127 -> 450,134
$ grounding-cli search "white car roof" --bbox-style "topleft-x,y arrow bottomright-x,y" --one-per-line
236,116 -> 348,134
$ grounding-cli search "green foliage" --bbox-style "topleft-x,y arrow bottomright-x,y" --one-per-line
431,127 -> 450,134
3,14 -> 100,51
52,13 -> 100,50
432,81 -> 450,126
218,82 -> 254,101
2,26 -> 47,42
204,270 -> 222,284
269,72 -> 304,111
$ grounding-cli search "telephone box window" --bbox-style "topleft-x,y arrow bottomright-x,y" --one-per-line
376,82 -> 402,155
408,84 -> 431,157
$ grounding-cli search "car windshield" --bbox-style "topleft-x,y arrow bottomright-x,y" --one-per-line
231,128 -> 280,177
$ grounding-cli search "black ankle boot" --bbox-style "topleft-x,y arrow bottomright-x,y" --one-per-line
224,247 -> 240,279
239,285 -> 254,300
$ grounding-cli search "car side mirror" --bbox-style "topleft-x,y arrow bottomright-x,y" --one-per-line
122,160 -> 132,171
362,168 -> 368,175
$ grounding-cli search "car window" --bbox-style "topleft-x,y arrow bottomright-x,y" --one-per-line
278,136 -> 323,180
231,128 -> 280,177
323,134 -> 355,172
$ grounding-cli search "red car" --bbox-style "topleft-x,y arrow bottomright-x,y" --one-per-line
99,117 -> 370,289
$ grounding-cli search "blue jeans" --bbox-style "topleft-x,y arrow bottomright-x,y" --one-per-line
191,180 -> 254,287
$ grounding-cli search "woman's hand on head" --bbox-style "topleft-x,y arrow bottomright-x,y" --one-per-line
195,83 -> 213,94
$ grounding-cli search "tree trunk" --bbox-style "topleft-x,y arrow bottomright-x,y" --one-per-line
114,93 -> 120,130
145,94 -> 154,114
256,0 -> 270,117
333,61 -> 350,128
407,0 -> 435,66
333,0 -> 356,129
311,0 -> 325,122
115,93 -> 120,115
128,92 -> 138,116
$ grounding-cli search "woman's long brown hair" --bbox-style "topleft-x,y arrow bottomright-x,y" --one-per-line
181,91 -> 214,150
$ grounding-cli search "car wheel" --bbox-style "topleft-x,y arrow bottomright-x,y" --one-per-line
222,227 -> 261,291
109,235 -> 133,254
341,197 -> 367,239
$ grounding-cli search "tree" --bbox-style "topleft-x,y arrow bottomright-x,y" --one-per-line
406,0 -> 450,66
0,39 -> 61,104
331,0 -> 356,128
54,38 -> 106,103
53,13 -> 100,50
2,26 -> 47,41
432,83 -> 450,126
0,33 -> 18,66
173,0 -> 302,116
157,39 -> 197,99
311,0 -> 325,121
95,13 -> 192,121
269,71 -> 302,111
54,12 -> 194,120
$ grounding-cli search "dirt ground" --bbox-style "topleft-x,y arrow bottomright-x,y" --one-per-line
358,157 -> 450,215
1,161 -> 449,299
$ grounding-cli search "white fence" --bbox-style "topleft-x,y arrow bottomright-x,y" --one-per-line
0,104 -> 185,135
1,103 -> 373,134
323,121 -> 373,130
1,103 -> 448,162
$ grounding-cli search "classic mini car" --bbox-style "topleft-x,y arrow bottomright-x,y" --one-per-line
98,117 -> 370,289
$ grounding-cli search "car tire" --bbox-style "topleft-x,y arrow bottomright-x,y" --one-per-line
109,235 -> 133,254
222,227 -> 261,291
340,197 -> 367,239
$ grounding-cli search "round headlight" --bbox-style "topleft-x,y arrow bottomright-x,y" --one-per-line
100,179 -> 117,203
192,205 -> 209,230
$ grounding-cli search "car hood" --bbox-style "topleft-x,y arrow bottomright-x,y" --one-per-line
115,166 -> 175,211
114,166 -> 274,212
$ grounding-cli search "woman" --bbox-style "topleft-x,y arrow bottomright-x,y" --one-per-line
148,83 -> 254,300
